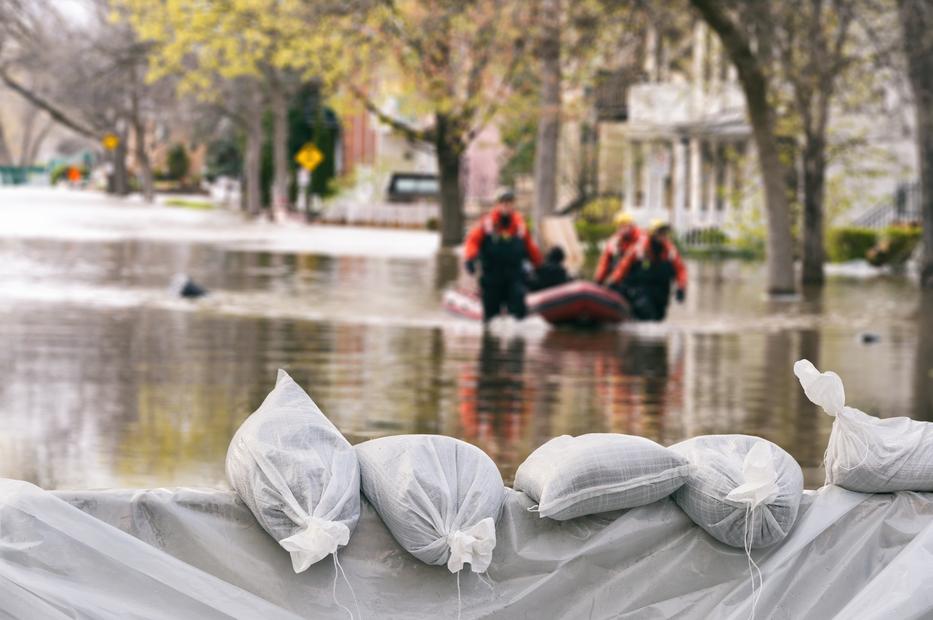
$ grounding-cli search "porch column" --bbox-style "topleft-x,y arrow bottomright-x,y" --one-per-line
723,144 -> 735,224
673,137 -> 687,231
642,141 -> 654,210
688,136 -> 702,216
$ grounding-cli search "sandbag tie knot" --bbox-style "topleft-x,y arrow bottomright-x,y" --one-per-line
280,516 -> 350,573
446,517 -> 496,573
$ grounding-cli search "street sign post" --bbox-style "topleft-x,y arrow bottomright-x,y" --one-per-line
296,168 -> 310,212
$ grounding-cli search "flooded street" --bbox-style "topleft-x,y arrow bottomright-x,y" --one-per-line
0,188 -> 930,489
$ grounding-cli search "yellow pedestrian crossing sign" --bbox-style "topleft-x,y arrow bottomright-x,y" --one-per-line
295,143 -> 324,171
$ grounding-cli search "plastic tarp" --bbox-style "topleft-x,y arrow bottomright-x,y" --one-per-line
1,479 -> 932,619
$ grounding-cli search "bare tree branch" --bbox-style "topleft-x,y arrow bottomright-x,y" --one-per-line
0,68 -> 98,138
348,83 -> 435,143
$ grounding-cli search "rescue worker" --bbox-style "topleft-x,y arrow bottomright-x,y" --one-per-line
464,191 -> 542,321
594,211 -> 644,285
606,219 -> 686,321
529,246 -> 571,291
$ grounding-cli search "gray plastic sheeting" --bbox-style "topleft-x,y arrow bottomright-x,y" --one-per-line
1,479 -> 931,619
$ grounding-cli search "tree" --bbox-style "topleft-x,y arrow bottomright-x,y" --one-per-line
0,1 -> 98,142
1,0 -> 170,200
690,0 -> 796,294
529,0 -> 642,230
0,120 -> 11,165
772,1 -> 858,286
347,0 -> 530,246
122,0 -> 351,214
896,0 -> 933,288
533,0 -> 562,232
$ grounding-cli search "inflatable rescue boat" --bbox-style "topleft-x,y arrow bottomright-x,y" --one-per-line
528,281 -> 629,326
442,281 -> 629,326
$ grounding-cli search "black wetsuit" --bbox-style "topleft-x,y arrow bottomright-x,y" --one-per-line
616,249 -> 676,321
529,262 -> 570,292
479,233 -> 529,321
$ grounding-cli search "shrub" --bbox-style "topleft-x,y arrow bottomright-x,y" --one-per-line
827,227 -> 878,262
578,196 -> 622,225
50,164 -> 69,185
575,220 -> 616,251
166,144 -> 190,181
575,196 -> 622,253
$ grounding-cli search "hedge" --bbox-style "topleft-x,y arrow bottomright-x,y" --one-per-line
827,227 -> 878,262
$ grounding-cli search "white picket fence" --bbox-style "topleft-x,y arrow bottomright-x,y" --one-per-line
319,201 -> 438,227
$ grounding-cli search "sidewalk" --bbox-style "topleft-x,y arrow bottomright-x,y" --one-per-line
0,187 -> 441,260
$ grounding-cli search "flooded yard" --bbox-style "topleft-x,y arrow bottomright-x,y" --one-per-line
0,188 -> 930,489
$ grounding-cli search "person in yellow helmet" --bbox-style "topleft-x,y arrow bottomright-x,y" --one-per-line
594,211 -> 644,285
606,218 -> 687,320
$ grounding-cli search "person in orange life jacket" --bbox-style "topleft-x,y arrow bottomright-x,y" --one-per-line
606,220 -> 686,321
594,211 -> 644,285
464,191 -> 543,321
529,246 -> 571,292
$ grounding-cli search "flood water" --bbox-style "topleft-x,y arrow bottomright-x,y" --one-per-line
1,188 -> 930,489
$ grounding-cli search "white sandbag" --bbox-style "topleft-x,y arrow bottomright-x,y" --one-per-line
670,435 -> 803,548
356,434 -> 504,573
513,433 -> 691,520
226,369 -> 360,573
795,359 -> 933,492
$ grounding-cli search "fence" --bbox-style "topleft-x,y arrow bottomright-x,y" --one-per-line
319,201 -> 438,228
0,166 -> 49,186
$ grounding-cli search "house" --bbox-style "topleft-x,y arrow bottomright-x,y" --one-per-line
598,20 -> 917,234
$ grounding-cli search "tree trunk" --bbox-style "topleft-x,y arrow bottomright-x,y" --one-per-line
244,104 -> 264,216
898,0 -> 933,288
0,121 -> 13,166
533,0 -> 562,238
129,66 -> 154,203
111,135 -> 130,196
691,0 -> 796,295
747,97 -> 796,295
133,117 -> 154,203
271,87 -> 290,214
24,118 -> 53,166
435,113 -> 465,246
17,107 -> 39,166
801,134 -> 826,285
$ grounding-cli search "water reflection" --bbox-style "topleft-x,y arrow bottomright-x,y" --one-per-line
0,231 -> 929,490
915,291 -> 933,420
457,333 -> 528,482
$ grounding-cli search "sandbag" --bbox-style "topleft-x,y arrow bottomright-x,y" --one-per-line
513,433 -> 691,520
670,435 -> 803,548
356,434 -> 504,573
226,369 -> 360,573
795,359 -> 933,492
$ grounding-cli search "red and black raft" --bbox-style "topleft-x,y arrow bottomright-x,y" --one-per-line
528,281 -> 630,326
442,281 -> 630,327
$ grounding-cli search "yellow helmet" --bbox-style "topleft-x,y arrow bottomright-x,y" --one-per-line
649,218 -> 670,233
613,211 -> 634,226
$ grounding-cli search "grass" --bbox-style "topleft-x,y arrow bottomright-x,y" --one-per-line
163,198 -> 215,211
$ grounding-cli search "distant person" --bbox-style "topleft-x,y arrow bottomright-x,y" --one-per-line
605,219 -> 686,321
170,274 -> 208,299
67,166 -> 82,186
529,246 -> 571,292
464,191 -> 542,322
594,211 -> 644,285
